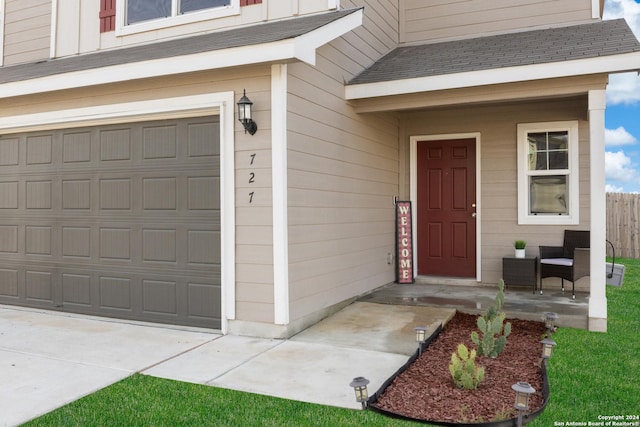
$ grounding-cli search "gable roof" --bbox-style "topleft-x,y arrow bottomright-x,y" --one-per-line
0,8 -> 363,98
347,19 -> 640,99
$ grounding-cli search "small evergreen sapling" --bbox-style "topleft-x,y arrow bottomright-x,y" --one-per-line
449,343 -> 485,389
470,279 -> 512,358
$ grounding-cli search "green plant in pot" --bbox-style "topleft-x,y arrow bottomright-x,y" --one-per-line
514,240 -> 526,258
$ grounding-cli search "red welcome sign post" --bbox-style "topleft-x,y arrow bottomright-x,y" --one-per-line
396,201 -> 414,284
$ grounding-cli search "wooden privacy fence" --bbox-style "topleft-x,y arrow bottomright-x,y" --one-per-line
607,192 -> 640,259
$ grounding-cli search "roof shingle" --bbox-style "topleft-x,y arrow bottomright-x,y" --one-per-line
348,19 -> 640,85
0,8 -> 361,85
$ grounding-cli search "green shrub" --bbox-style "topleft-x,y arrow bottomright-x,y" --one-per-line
449,343 -> 485,389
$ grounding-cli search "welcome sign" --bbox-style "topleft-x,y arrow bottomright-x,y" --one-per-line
396,201 -> 414,284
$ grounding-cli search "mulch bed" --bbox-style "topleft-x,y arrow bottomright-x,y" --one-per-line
373,312 -> 547,424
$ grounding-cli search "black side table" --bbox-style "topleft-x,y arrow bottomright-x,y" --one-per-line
502,257 -> 538,294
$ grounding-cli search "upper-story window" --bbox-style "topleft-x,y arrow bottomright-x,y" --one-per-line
127,0 -> 230,24
117,0 -> 239,35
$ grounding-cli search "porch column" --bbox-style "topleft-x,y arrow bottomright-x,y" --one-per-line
588,89 -> 607,332
272,63 -> 290,325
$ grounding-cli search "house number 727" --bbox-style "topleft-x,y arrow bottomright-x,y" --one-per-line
249,153 -> 256,204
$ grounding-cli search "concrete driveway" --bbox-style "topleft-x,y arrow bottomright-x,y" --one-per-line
1,302 -> 453,426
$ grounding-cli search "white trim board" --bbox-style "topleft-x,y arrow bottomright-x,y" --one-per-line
0,93 -> 223,133
0,0 -> 5,67
0,91 -> 237,334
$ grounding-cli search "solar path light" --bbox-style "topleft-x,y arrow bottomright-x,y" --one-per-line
349,377 -> 370,409
540,337 -> 557,361
512,381 -> 536,427
415,326 -> 427,355
543,312 -> 558,336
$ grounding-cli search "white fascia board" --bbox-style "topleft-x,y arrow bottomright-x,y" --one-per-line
0,40 -> 296,100
345,52 -> 640,100
294,7 -> 363,65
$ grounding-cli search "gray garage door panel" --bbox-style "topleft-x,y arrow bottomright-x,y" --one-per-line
0,117 -> 222,329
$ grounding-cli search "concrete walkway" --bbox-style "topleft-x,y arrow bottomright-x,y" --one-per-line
0,302 -> 454,426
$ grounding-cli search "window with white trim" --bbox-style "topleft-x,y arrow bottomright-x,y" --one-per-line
117,0 -> 239,35
517,121 -> 579,225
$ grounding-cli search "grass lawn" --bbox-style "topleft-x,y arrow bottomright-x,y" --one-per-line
25,258 -> 640,426
532,257 -> 640,426
23,374 -> 417,427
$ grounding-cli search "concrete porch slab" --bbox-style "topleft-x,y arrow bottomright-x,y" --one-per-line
291,301 -> 455,356
359,283 -> 589,329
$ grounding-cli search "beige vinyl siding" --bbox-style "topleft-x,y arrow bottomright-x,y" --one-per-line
223,72 -> 276,325
344,0 -> 399,56
286,73 -> 399,321
3,0 -> 51,65
286,0 -> 335,18
1,65 -> 275,324
286,3 -> 400,323
399,96 -> 593,290
402,0 -> 594,44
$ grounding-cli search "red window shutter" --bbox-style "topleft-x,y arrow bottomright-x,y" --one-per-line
100,0 -> 116,33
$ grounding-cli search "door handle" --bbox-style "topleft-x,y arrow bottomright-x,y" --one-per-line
471,212 -> 477,218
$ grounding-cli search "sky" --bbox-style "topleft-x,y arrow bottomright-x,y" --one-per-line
603,0 -> 640,193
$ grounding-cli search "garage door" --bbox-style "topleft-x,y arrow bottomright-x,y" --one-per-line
0,117 -> 222,329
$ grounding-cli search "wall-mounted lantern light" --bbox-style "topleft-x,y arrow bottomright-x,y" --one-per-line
237,89 -> 257,135
512,381 -> 536,427
349,376 -> 370,409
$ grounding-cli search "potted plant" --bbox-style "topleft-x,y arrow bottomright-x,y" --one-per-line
514,240 -> 526,258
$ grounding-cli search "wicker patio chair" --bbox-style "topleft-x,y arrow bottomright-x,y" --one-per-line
539,230 -> 590,299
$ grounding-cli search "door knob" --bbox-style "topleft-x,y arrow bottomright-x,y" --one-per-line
471,212 -> 477,218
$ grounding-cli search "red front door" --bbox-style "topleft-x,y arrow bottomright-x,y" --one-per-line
417,139 -> 476,277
